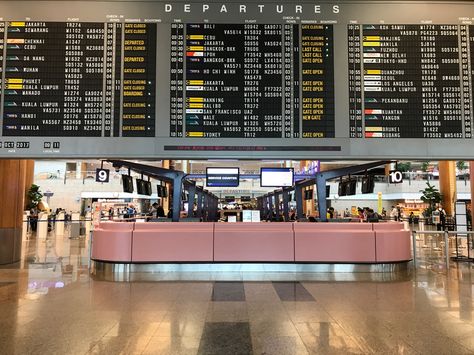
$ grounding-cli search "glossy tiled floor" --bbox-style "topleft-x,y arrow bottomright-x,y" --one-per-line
0,227 -> 474,354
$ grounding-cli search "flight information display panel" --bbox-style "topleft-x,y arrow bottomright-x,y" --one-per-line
1,21 -> 156,137
3,21 -> 105,136
170,23 -> 334,139
0,1 -> 471,159
348,24 -> 471,139
184,23 -> 283,138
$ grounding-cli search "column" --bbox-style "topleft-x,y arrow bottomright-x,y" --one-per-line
274,192 -> 280,218
81,162 -> 88,179
196,191 -> 203,219
0,159 -> 33,264
282,191 -> 289,222
181,160 -> 190,174
305,187 -> 315,217
295,186 -> 304,220
187,184 -> 196,218
302,189 -> 307,217
25,160 -> 35,191
438,161 -> 456,215
75,162 -> 82,179
161,160 -> 170,213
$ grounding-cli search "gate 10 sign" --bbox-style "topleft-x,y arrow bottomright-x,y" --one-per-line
389,170 -> 403,184
96,168 -> 110,183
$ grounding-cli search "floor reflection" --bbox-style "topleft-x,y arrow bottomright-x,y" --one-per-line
0,224 -> 472,354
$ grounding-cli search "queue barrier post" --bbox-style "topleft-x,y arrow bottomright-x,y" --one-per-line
22,211 -> 29,237
412,230 -> 417,269
56,211 -> 65,236
37,212 -> 49,239
70,212 -> 81,239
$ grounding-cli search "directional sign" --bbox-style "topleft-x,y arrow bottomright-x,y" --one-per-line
95,168 -> 110,183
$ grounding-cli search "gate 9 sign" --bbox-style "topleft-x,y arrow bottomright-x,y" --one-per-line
95,169 -> 110,183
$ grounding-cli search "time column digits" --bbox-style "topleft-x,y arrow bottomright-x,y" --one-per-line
348,24 -> 363,138
169,23 -> 184,137
301,25 -> 335,138
3,21 -> 105,136
121,23 -> 157,137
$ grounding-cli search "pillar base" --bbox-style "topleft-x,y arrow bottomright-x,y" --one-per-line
0,228 -> 22,265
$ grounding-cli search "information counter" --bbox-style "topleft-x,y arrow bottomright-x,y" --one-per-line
91,221 -> 411,266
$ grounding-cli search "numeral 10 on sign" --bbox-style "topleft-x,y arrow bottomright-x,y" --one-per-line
389,170 -> 403,184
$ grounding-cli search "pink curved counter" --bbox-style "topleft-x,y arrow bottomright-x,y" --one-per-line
373,223 -> 412,262
91,221 -> 411,264
294,223 -> 376,262
214,223 -> 294,262
91,222 -> 134,262
133,222 -> 214,262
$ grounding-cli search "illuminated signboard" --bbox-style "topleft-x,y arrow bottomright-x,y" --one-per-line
0,1 -> 472,159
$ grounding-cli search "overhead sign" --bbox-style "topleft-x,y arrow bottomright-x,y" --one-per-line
260,168 -> 294,187
206,168 -> 240,187
95,168 -> 110,183
0,1 -> 472,159
389,170 -> 403,184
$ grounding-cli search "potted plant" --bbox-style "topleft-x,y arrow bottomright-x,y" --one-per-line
421,161 -> 430,172
419,182 -> 442,219
456,160 -> 467,171
26,184 -> 43,232
397,162 -> 412,172
27,184 -> 43,210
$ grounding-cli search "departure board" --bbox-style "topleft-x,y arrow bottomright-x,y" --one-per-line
1,20 -> 156,137
0,0 -> 472,160
3,21 -> 105,136
348,24 -> 472,139
170,23 -> 334,139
